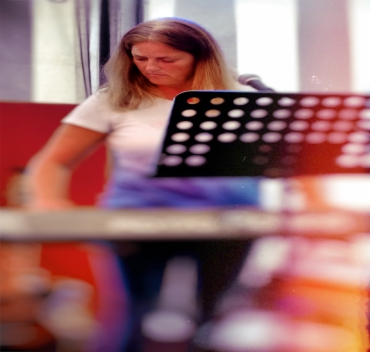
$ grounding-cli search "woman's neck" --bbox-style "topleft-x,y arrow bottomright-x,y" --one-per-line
155,85 -> 191,101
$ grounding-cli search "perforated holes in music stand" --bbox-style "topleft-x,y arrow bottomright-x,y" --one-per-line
155,91 -> 370,177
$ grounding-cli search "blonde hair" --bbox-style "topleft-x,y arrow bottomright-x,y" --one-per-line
102,17 -> 239,110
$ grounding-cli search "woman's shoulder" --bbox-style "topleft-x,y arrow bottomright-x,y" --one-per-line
77,89 -> 127,116
86,88 -> 111,106
61,90 -> 117,133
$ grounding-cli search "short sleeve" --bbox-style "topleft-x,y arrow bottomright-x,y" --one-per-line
62,91 -> 113,133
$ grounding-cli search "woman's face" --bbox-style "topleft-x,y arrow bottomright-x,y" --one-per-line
131,41 -> 195,91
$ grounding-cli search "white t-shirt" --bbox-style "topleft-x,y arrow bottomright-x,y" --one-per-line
62,91 -> 173,175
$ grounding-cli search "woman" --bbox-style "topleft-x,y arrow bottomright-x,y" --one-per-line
27,17 -> 259,350
27,17 -> 259,209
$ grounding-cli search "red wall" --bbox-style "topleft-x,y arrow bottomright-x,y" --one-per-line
0,101 -> 106,207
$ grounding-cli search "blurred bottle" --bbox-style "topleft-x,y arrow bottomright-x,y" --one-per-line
141,256 -> 199,352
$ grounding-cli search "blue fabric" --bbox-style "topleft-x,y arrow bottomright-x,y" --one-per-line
99,170 -> 261,209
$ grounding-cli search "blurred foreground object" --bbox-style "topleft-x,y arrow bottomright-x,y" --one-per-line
193,234 -> 370,352
0,241 -> 128,352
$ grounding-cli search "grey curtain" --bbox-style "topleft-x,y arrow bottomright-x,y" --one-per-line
0,0 -> 140,103
0,0 -> 32,101
74,0 -> 141,97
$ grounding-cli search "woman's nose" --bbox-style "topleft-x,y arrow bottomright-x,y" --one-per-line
145,59 -> 160,72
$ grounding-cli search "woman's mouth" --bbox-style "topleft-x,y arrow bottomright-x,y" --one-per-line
146,73 -> 166,77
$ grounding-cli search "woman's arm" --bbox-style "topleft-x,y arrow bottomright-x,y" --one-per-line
27,124 -> 107,210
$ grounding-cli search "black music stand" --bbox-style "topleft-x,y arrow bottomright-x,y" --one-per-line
153,90 -> 369,180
